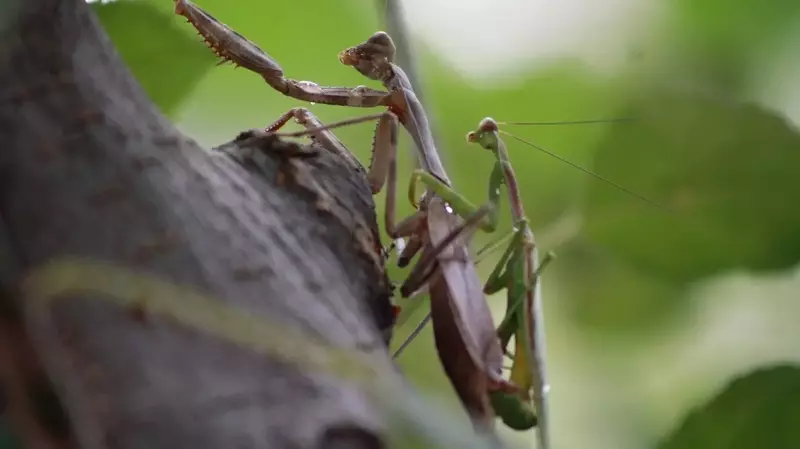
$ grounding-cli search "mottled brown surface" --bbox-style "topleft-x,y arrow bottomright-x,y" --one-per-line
0,1 -> 397,448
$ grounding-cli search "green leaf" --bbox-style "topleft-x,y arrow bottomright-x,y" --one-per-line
674,0 -> 800,48
657,364 -> 800,449
92,0 -> 216,117
554,237 -> 682,334
583,92 -> 800,284
667,0 -> 800,89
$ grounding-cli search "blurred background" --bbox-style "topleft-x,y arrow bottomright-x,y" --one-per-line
90,0 -> 800,447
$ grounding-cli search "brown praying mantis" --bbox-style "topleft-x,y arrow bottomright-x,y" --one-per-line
173,0 -> 530,437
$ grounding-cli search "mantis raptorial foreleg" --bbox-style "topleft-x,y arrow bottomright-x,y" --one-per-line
175,0 -> 393,108
176,0 -> 449,185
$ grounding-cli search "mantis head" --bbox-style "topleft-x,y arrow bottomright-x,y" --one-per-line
466,117 -> 500,151
338,32 -> 396,81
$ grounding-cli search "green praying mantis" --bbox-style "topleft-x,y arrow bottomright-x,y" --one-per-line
396,113 -> 659,442
403,117 -> 560,447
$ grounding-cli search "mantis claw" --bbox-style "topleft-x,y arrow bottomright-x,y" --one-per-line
175,0 -> 284,78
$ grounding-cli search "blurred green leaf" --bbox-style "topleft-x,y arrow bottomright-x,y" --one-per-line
675,0 -> 800,48
92,0 -> 216,117
584,92 -> 800,284
669,0 -> 800,89
657,364 -> 800,449
555,237 -> 682,334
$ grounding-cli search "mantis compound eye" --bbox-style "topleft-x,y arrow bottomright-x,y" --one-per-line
467,122 -> 496,151
366,31 -> 396,62
478,117 -> 499,133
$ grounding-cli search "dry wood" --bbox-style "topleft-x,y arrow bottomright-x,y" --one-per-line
0,1 -> 398,448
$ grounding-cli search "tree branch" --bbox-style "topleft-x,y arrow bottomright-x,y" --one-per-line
0,1 -> 397,448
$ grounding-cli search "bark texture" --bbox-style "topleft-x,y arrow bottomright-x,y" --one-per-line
0,1 -> 397,448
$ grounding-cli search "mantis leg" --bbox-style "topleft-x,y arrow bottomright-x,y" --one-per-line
279,105 -> 415,235
372,111 -> 427,241
391,286 -> 433,359
494,250 -> 556,345
267,108 -> 425,266
265,108 -> 423,260
484,230 -> 524,349
397,233 -> 424,268
407,162 -> 505,234
482,230 -> 521,296
476,229 -> 516,260
263,107 -> 371,173
267,108 -> 400,197
488,233 -> 556,349
399,203 -> 492,298
176,0 -> 393,108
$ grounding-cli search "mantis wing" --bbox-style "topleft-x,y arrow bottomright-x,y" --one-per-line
423,198 -> 514,432
426,199 -> 504,376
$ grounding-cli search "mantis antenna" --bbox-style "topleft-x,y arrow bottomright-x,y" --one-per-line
498,129 -> 665,210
